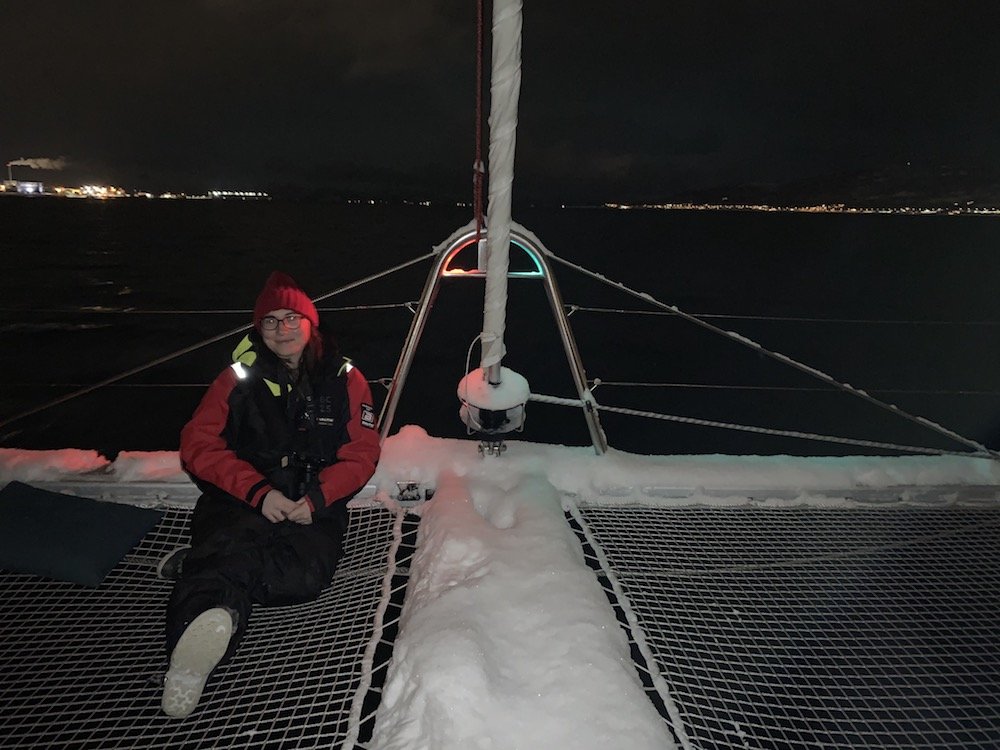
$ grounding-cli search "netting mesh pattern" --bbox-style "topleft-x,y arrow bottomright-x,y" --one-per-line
573,503 -> 1000,750
0,505 -> 400,750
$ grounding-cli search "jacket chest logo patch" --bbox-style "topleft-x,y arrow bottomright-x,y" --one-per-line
360,403 -> 376,429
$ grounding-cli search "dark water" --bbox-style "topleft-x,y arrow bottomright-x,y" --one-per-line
2,197 -> 999,457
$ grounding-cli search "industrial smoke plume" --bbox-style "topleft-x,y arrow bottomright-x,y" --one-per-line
6,157 -> 68,170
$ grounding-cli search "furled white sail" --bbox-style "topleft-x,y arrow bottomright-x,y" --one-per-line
480,0 -> 522,381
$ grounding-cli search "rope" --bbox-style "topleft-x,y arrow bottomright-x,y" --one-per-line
318,302 -> 416,313
564,304 -> 1000,326
4,304 -> 998,326
564,498 -> 695,750
9,381 -> 997,403
527,392 -> 990,458
548,253 -> 999,459
5,379 -> 390,389
341,501 -> 409,750
0,302 -> 417,316
589,381 -> 1000,396
0,251 -> 436,430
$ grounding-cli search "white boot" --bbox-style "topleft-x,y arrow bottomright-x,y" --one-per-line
162,607 -> 233,718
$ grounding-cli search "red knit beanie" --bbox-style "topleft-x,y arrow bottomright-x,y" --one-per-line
253,271 -> 319,330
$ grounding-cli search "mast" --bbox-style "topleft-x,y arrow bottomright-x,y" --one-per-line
453,0 -> 530,446
480,0 -> 522,385
386,0 -> 605,451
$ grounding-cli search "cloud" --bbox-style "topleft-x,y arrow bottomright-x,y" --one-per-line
6,157 -> 69,170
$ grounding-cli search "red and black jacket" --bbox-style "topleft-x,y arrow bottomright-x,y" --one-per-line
180,331 -> 380,516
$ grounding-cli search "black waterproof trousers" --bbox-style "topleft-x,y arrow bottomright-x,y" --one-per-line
165,493 -> 347,664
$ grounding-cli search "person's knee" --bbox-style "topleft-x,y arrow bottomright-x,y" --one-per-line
299,555 -> 338,597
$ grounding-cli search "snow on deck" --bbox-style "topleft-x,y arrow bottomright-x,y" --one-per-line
4,426 -> 998,501
369,468 -> 674,750
3,427 -> 1000,749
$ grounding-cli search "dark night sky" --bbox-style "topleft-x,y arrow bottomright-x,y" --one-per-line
2,1 -> 999,202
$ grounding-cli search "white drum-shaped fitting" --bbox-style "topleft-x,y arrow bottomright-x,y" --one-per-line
457,367 -> 530,435
457,367 -> 530,410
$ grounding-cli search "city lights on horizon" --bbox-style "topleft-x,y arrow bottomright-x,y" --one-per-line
1,180 -> 998,215
0,180 -> 271,201
600,201 -> 1000,216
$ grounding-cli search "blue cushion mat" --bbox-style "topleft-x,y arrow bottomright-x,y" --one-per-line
0,481 -> 165,586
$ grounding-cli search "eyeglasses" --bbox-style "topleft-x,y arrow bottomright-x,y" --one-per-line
260,313 -> 303,331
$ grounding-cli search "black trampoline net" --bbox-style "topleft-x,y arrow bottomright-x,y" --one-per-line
0,504 -> 408,750
571,503 -> 1000,750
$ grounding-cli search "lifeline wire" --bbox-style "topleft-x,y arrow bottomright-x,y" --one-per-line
1,302 -> 417,315
3,303 -> 997,324
529,392 -> 986,458
0,251 -> 437,430
547,252 -> 998,458
590,381 -> 1000,396
565,304 -> 1000,326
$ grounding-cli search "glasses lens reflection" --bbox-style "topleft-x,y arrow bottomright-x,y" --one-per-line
261,314 -> 302,331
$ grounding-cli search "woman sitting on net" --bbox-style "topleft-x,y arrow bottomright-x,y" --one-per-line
160,271 -> 381,718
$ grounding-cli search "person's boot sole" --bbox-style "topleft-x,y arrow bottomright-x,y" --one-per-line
156,545 -> 191,581
161,607 -> 232,718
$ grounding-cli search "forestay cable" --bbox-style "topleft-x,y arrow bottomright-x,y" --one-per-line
565,304 -> 1000,326
548,253 -> 998,458
591,381 -> 1000,396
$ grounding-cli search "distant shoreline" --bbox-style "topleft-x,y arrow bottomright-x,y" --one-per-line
596,201 -> 1000,216
2,190 -> 998,215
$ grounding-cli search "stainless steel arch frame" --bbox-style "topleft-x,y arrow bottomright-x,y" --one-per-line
378,221 -> 608,454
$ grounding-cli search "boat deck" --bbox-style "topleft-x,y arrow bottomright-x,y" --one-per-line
0,498 -> 412,750
570,496 -> 1000,749
2,483 -> 999,749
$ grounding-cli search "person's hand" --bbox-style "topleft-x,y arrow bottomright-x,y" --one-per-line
261,489 -> 299,523
286,498 -> 313,525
